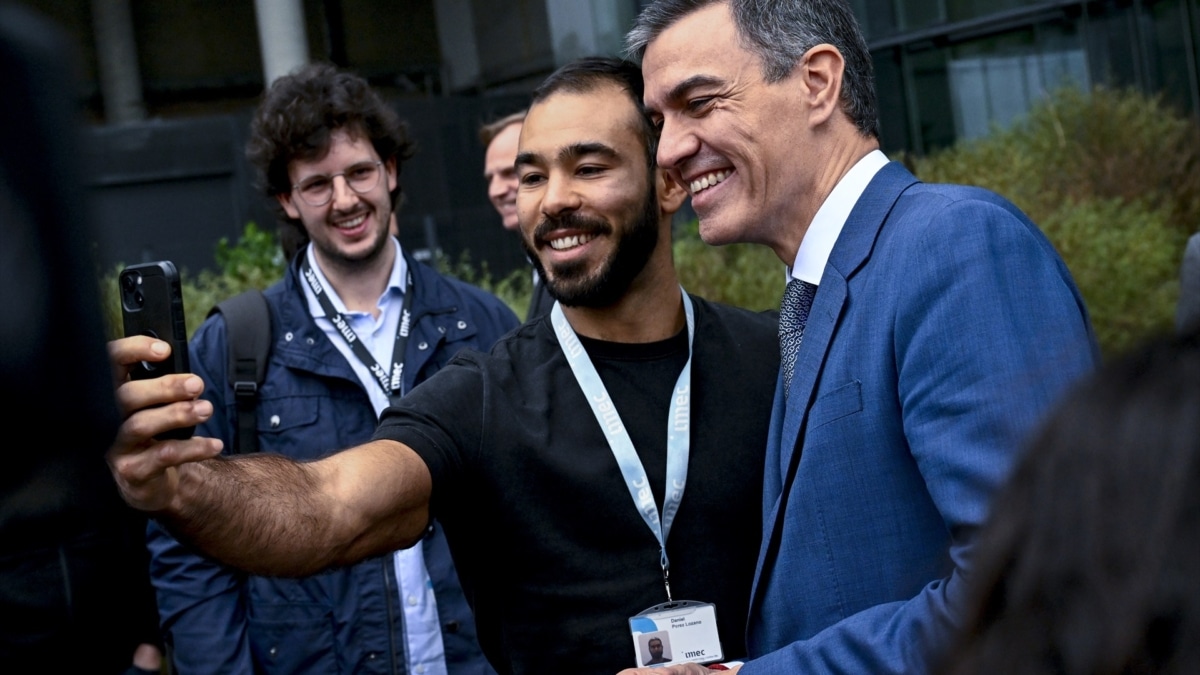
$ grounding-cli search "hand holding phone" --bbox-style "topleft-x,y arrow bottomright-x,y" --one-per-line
119,261 -> 194,440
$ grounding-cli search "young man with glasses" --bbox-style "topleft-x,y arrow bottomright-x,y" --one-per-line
146,62 -> 517,674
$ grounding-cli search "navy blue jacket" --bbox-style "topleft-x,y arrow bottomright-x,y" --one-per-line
148,250 -> 517,674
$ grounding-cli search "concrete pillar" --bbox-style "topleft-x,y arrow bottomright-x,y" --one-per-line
91,0 -> 145,124
254,0 -> 309,87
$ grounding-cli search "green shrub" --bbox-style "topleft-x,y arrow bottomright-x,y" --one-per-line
673,218 -> 782,311
1040,198 -> 1183,355
913,86 -> 1199,356
101,222 -> 285,340
433,251 -> 533,320
214,221 -> 286,284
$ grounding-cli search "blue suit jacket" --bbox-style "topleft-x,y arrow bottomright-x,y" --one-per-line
742,163 -> 1098,673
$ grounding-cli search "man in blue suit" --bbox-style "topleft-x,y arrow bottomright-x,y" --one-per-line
628,0 -> 1099,672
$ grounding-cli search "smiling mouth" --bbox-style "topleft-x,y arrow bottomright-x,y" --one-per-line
335,213 -> 367,230
547,233 -> 597,250
686,169 -> 729,193
689,170 -> 731,194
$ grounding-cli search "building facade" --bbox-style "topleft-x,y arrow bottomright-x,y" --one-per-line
24,0 -> 1200,273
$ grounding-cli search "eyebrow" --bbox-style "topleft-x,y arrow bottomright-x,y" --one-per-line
515,142 -> 619,168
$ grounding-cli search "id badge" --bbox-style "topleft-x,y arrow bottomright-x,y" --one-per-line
629,600 -> 722,667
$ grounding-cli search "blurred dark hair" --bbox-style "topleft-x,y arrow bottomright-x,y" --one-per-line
942,331 -> 1200,674
245,62 -> 414,259
531,56 -> 657,167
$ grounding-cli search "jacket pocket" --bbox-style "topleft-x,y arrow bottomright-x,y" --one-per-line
808,380 -> 862,430
254,397 -> 343,459
248,610 -> 337,674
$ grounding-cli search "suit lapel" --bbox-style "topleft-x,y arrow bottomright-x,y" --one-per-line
747,162 -> 920,634
779,162 -> 918,488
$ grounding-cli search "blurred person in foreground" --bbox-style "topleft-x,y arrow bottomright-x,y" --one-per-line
942,330 -> 1200,674
0,4 -> 161,672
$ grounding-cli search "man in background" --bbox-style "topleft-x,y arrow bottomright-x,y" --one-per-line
480,111 -> 553,319
147,63 -> 515,674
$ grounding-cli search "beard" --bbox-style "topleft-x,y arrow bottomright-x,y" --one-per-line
523,182 -> 660,309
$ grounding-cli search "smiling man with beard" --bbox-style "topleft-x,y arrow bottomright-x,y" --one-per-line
520,129 -> 661,309
106,57 -> 779,673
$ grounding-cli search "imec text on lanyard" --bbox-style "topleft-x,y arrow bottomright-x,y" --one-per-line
300,257 -> 415,407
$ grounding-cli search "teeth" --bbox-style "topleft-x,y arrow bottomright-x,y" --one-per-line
548,233 -> 596,250
689,170 -> 731,194
337,214 -> 367,229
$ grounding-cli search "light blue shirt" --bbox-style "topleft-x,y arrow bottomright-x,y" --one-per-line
301,239 -> 448,675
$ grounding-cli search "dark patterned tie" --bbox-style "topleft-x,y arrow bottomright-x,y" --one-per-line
779,278 -> 818,398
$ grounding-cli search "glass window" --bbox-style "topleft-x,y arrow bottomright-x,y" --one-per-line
872,47 -> 912,153
945,0 -> 1042,24
906,48 -> 957,153
853,0 -> 901,42
1083,1 -> 1141,89
1145,0 -> 1199,116
946,22 -> 1088,140
895,0 -> 946,32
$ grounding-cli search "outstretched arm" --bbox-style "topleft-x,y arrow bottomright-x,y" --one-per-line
106,336 -> 433,577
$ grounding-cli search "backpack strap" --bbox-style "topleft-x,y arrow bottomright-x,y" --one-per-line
208,290 -> 271,454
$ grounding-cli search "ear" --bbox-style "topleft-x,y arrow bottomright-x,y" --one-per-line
796,44 -> 845,127
277,191 -> 301,220
385,156 -> 399,193
655,167 -> 688,216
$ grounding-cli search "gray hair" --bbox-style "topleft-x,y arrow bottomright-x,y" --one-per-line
625,0 -> 877,138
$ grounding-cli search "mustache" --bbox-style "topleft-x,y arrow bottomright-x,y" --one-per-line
533,212 -> 612,244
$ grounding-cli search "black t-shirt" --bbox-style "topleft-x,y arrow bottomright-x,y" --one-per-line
374,296 -> 779,674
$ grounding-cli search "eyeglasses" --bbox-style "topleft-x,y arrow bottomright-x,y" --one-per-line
291,161 -> 385,207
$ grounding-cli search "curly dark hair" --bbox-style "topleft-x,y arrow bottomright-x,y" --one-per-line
245,63 -> 415,258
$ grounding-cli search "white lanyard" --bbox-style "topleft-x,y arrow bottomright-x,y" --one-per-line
551,291 -> 695,601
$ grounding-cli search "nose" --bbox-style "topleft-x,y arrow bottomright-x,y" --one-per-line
540,172 -> 580,218
656,117 -> 699,176
330,174 -> 358,210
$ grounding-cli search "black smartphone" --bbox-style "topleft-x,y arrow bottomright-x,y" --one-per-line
119,261 -> 194,440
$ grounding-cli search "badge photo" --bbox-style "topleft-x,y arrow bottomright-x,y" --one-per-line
629,600 -> 722,667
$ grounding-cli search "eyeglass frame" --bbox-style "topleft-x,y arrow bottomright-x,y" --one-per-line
290,160 -> 387,207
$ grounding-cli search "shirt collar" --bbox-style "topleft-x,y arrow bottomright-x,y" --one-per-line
789,149 -> 889,284
302,237 -> 408,318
